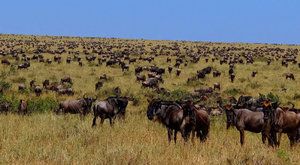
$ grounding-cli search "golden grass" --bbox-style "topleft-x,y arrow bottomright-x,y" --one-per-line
0,34 -> 300,164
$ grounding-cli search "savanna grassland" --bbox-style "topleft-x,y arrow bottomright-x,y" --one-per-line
0,34 -> 300,164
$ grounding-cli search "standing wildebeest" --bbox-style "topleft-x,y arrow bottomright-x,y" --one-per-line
142,78 -> 159,88
56,96 -> 96,116
61,76 -> 73,84
262,101 -> 300,147
224,104 -> 269,146
95,81 -> 104,90
147,100 -> 190,143
176,69 -> 181,76
34,86 -> 43,96
147,100 -> 210,143
252,71 -> 258,77
18,83 -> 26,91
285,73 -> 295,80
0,101 -> 10,114
181,101 -> 210,142
213,83 -> 220,90
92,97 -> 129,126
18,99 -> 28,115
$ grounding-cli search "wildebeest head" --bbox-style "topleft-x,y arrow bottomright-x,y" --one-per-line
82,96 -> 96,112
224,104 -> 235,128
147,100 -> 162,120
261,100 -> 277,120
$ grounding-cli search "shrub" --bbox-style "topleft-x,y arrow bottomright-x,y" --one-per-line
224,88 -> 242,96
27,97 -> 59,113
11,77 -> 27,83
293,93 -> 300,100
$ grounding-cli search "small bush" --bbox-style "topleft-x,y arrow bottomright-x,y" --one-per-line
11,77 -> 27,83
247,81 -> 261,89
0,80 -> 11,92
293,93 -> 300,100
224,88 -> 242,96
158,89 -> 190,101
28,97 -> 59,113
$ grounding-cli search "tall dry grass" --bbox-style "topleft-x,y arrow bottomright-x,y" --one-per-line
0,34 -> 300,164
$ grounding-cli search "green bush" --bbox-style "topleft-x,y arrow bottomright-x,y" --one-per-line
0,80 -> 11,92
28,97 -> 59,113
224,88 -> 242,96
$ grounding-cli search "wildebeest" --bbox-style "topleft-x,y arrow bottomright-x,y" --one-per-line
0,101 -> 10,114
95,81 -> 104,90
142,78 -> 159,88
285,73 -> 295,80
18,62 -> 30,69
147,100 -> 191,143
18,99 -> 28,115
61,76 -> 72,84
224,104 -> 269,146
262,101 -> 300,147
147,99 -> 210,143
213,83 -> 220,90
34,86 -> 43,96
18,83 -> 26,91
92,97 -> 129,126
56,96 -> 96,116
252,71 -> 258,77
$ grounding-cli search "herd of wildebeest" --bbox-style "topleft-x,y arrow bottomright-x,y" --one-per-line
1,35 -> 300,148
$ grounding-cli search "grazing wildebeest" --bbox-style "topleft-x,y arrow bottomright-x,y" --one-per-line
224,104 -> 269,146
34,86 -> 42,96
18,83 -> 26,91
61,76 -> 72,84
147,100 -> 190,143
136,74 -> 146,82
58,88 -> 74,96
95,81 -> 103,90
168,66 -> 173,74
56,96 -> 96,116
213,83 -> 220,90
43,79 -> 50,88
252,71 -> 258,77
181,101 -> 210,142
18,99 -> 28,115
1,59 -> 10,65
230,74 -> 235,83
0,101 -> 10,114
18,62 -> 30,69
262,100 -> 300,147
142,78 -> 159,88
92,97 -> 129,126
213,71 -> 221,77
285,73 -> 295,80
176,69 -> 181,76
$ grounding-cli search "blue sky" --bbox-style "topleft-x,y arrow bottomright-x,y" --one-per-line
0,0 -> 299,44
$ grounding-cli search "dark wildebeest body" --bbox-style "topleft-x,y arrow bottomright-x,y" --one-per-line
92,97 -> 129,126
18,100 -> 28,115
267,107 -> 300,147
147,100 -> 188,143
224,105 -> 267,146
147,100 -> 209,143
0,101 -> 10,114
57,97 -> 95,116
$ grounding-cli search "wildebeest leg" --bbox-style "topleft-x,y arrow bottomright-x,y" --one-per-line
191,130 -> 195,144
261,132 -> 266,144
109,117 -> 114,126
167,128 -> 173,143
287,132 -> 297,147
174,130 -> 178,143
100,118 -> 105,125
277,131 -> 282,147
226,122 -> 231,130
239,129 -> 245,146
92,116 -> 97,127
